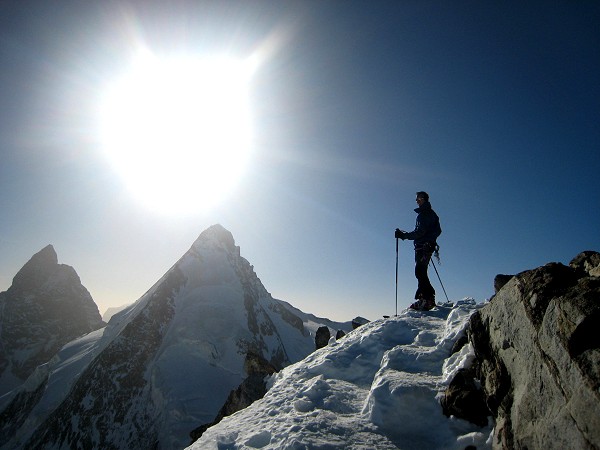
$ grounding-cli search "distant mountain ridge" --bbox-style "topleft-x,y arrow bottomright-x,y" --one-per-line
102,303 -> 131,323
3,230 -> 598,449
0,245 -> 104,397
0,225 -> 352,449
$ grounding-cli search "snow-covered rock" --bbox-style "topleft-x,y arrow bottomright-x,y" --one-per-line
189,299 -> 493,450
0,245 -> 104,397
0,225 -> 351,449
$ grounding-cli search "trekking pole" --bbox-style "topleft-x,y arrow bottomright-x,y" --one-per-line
430,259 -> 449,302
395,237 -> 399,316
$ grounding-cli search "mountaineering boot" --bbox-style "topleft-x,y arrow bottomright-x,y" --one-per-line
409,293 -> 424,310
422,297 -> 436,311
409,295 -> 436,311
409,299 -> 424,310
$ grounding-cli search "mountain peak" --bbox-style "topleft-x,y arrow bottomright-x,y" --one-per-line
194,224 -> 236,251
0,245 -> 104,396
0,226 -> 351,449
12,244 -> 58,289
27,244 -> 57,266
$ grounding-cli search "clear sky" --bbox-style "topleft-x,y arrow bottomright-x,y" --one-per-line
1,1 -> 599,322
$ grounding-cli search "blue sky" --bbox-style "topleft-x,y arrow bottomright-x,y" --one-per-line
1,1 -> 599,321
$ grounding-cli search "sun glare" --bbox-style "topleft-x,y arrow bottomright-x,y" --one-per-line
99,52 -> 254,214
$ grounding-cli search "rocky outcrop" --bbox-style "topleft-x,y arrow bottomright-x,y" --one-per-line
190,352 -> 278,443
493,274 -> 514,294
446,251 -> 600,449
352,316 -> 369,329
0,245 -> 104,396
315,326 -> 331,349
22,266 -> 182,450
314,328 -> 347,350
441,367 -> 490,427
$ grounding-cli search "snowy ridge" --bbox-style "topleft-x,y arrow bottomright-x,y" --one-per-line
0,245 -> 104,397
272,299 -> 353,337
0,225 -> 353,449
189,299 -> 493,450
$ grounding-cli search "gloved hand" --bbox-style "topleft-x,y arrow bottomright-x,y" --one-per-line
395,228 -> 406,240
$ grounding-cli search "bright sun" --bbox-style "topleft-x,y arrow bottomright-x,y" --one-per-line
99,51 -> 254,214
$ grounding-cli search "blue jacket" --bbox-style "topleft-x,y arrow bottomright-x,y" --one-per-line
403,201 -> 441,247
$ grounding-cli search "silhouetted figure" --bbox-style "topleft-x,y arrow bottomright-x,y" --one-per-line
396,191 -> 441,311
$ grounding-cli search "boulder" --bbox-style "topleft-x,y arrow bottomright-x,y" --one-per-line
315,326 -> 331,350
464,251 -> 600,449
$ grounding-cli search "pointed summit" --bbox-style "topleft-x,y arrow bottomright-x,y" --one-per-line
0,246 -> 104,396
193,224 -> 236,252
31,244 -> 58,262
11,244 -> 58,290
0,226 -> 352,449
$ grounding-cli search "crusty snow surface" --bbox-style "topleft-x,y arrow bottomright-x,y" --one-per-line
189,299 -> 493,450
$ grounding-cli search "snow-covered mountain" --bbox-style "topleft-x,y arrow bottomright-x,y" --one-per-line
3,233 -> 596,449
101,303 -> 132,323
0,245 -> 104,397
189,299 -> 493,450
0,225 -> 352,449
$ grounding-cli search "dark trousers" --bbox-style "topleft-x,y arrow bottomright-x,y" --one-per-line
414,248 -> 435,300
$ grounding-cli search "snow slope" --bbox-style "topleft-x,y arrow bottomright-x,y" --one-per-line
189,299 -> 493,450
0,225 -> 352,449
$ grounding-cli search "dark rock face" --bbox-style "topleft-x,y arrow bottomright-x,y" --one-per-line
450,334 -> 469,356
190,352 -> 277,443
441,368 -> 490,427
315,326 -> 331,350
571,250 -> 600,277
463,251 -> 600,449
352,316 -> 369,329
23,267 -> 182,450
0,245 -> 104,395
0,378 -> 47,447
269,301 -> 305,334
493,274 -> 514,294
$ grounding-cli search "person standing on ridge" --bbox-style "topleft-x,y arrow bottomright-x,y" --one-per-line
395,191 -> 442,311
